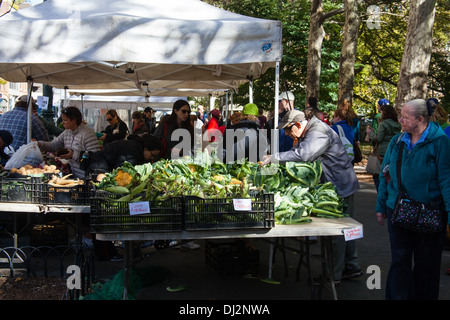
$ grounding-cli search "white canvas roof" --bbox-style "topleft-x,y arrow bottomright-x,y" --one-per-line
0,0 -> 282,87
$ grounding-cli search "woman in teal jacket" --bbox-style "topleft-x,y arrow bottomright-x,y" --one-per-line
376,99 -> 450,300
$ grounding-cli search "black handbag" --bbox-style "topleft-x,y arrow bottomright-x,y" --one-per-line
390,142 -> 445,233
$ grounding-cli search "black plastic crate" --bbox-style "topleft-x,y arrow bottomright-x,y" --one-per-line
184,193 -> 275,230
41,181 -> 91,205
205,240 -> 259,277
90,190 -> 183,233
0,175 -> 43,203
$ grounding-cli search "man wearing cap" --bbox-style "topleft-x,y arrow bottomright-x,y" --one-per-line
261,109 -> 362,283
0,130 -> 13,166
0,95 -> 49,151
266,91 -> 295,153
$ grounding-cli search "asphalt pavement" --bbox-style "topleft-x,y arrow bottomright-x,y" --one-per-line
130,178 -> 450,301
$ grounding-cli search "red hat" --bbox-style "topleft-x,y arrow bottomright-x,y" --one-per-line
210,109 -> 221,119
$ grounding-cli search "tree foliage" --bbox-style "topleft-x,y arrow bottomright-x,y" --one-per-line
203,0 -> 448,116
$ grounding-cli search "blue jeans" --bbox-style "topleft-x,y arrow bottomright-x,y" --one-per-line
385,207 -> 446,300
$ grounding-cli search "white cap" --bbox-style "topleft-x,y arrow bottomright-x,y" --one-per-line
279,91 -> 295,101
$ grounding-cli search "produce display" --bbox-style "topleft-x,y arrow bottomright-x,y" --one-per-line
94,152 -> 347,225
1,150 -> 347,225
10,164 -> 60,175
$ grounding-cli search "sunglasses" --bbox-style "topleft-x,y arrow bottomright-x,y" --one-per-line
285,124 -> 295,132
179,109 -> 190,114
106,117 -> 113,122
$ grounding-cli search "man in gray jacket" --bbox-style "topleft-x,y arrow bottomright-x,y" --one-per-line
261,109 -> 362,283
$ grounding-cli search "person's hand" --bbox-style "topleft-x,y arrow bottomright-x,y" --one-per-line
259,154 -> 272,167
376,212 -> 386,226
99,133 -> 106,141
60,149 -> 74,160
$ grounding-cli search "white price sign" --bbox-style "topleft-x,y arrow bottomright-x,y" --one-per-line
129,201 -> 150,215
233,199 -> 252,211
343,226 -> 363,241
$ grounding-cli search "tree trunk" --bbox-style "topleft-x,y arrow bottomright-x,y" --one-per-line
394,0 -> 436,110
306,1 -> 344,105
337,0 -> 361,105
306,0 -> 325,103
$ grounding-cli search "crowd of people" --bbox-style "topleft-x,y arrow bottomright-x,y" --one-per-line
0,92 -> 448,300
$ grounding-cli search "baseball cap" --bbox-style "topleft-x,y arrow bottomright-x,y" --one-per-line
279,91 -> 295,101
276,110 -> 306,129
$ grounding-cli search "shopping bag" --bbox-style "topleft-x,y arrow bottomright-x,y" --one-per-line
4,141 -> 44,170
365,154 -> 381,175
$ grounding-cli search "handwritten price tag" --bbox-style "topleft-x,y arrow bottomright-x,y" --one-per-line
129,201 -> 150,215
233,199 -> 252,211
343,226 -> 363,241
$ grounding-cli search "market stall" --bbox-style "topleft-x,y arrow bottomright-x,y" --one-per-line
87,155 -> 363,299
0,0 -> 364,301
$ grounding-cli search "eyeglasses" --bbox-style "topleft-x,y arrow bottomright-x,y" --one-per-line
106,117 -> 113,122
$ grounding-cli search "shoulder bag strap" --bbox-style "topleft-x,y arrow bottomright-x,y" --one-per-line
396,142 -> 405,192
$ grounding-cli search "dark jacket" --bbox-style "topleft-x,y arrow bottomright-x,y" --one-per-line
83,138 -> 144,175
153,118 -> 194,159
224,119 -> 269,163
102,120 -> 129,145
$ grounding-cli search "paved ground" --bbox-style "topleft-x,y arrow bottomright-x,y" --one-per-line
129,180 -> 450,301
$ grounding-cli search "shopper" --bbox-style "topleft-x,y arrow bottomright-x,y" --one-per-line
336,99 -> 361,164
225,103 -> 269,163
0,95 -> 48,151
376,99 -> 450,300
366,105 -> 401,191
153,99 -> 194,159
260,109 -> 361,283
143,107 -> 156,134
131,111 -> 149,136
99,109 -> 129,145
38,106 -> 100,178
266,91 -> 295,153
428,98 -> 449,130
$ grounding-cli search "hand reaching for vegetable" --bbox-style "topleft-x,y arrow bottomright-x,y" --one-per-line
259,154 -> 272,167
59,149 -> 74,160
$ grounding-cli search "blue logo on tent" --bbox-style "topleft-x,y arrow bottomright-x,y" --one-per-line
261,42 -> 273,53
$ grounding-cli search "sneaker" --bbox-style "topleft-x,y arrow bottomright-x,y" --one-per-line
341,269 -> 364,280
110,254 -> 124,262
169,240 -> 179,247
181,241 -> 200,250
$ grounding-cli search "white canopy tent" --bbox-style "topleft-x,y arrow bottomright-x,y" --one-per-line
0,0 -> 282,142
0,0 -> 281,85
